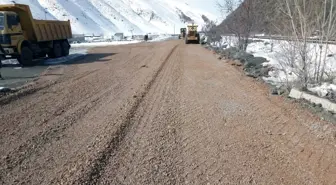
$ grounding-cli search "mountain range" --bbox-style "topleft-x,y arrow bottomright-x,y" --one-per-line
0,0 -> 220,36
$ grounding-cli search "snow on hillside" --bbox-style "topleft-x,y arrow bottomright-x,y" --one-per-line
0,0 -> 219,36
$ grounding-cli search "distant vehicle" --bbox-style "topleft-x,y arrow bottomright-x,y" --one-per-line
69,34 -> 85,44
0,4 -> 72,66
178,28 -> 186,39
91,38 -> 104,42
114,33 -> 124,41
144,34 -> 148,41
185,23 -> 200,44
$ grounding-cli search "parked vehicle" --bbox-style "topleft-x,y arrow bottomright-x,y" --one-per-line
0,4 -> 72,66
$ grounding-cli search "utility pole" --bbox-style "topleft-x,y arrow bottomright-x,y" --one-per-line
129,27 -> 134,39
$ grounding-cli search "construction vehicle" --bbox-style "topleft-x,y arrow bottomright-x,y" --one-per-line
185,23 -> 200,44
0,4 -> 72,66
178,28 -> 186,39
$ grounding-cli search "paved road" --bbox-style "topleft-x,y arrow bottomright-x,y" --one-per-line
0,48 -> 86,89
0,40 -> 335,185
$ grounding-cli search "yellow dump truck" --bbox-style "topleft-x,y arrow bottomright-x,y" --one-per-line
185,23 -> 200,44
0,4 -> 72,66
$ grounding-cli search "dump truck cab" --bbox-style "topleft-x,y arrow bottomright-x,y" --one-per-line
185,23 -> 200,44
0,11 -> 24,55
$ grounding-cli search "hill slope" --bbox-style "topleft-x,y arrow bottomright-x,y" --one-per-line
0,0 -> 218,36
218,0 -> 328,35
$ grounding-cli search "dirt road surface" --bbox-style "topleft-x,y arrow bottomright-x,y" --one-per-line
0,40 -> 336,185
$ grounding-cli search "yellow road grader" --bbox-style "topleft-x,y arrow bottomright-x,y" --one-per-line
185,23 -> 200,44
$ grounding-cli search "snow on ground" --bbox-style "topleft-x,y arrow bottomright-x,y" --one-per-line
245,39 -> 299,85
0,86 -> 11,92
247,39 -> 336,79
43,48 -> 88,65
218,36 -> 336,97
308,83 -> 336,97
247,38 -> 336,97
1,59 -> 19,65
148,34 -> 176,42
209,36 -> 239,48
1,48 -> 88,65
70,40 -> 141,48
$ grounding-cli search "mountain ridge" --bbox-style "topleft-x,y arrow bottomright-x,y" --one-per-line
0,0 -> 219,36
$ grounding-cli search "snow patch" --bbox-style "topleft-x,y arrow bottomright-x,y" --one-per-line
148,34 -> 175,42
308,83 -> 336,97
43,49 -> 88,65
217,36 -> 336,97
70,40 -> 141,48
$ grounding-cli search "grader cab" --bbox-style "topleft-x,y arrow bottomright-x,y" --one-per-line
178,28 -> 186,39
185,23 -> 200,44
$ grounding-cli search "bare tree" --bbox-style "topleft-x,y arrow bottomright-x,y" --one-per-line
313,0 -> 336,83
217,0 -> 259,51
201,15 -> 218,43
275,0 -> 336,89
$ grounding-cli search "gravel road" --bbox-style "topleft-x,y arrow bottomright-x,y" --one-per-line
0,40 -> 335,185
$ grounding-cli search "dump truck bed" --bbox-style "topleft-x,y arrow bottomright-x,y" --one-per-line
34,19 -> 71,42
0,4 -> 72,42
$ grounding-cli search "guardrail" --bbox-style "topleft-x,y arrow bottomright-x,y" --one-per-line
220,34 -> 336,45
251,35 -> 336,45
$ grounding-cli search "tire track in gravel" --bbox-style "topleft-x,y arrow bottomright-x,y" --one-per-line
74,44 -> 179,185
97,42 -> 184,185
177,44 -> 336,184
0,81 -> 121,176
0,46 -> 155,153
8,44 -> 169,185
0,43 -> 161,184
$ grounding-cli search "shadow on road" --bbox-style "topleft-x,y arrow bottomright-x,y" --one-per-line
0,52 -> 116,89
1,52 -> 116,67
65,53 -> 116,65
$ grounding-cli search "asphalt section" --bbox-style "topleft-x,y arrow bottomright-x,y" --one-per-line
0,64 -> 47,89
0,40 -> 335,185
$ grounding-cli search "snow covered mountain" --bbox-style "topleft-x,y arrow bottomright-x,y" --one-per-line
0,0 -> 219,36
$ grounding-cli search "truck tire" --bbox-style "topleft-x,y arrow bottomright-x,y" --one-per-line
17,47 -> 34,66
49,42 -> 62,58
197,34 -> 200,44
61,41 -> 70,56
185,38 -> 189,44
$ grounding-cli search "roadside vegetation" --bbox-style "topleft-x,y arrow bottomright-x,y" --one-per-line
210,0 -> 336,97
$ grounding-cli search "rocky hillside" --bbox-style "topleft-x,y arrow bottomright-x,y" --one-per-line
217,0 -> 328,35
216,0 -> 277,34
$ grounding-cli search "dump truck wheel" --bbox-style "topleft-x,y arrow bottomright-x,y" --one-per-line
17,47 -> 34,66
49,42 -> 62,58
61,41 -> 70,56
